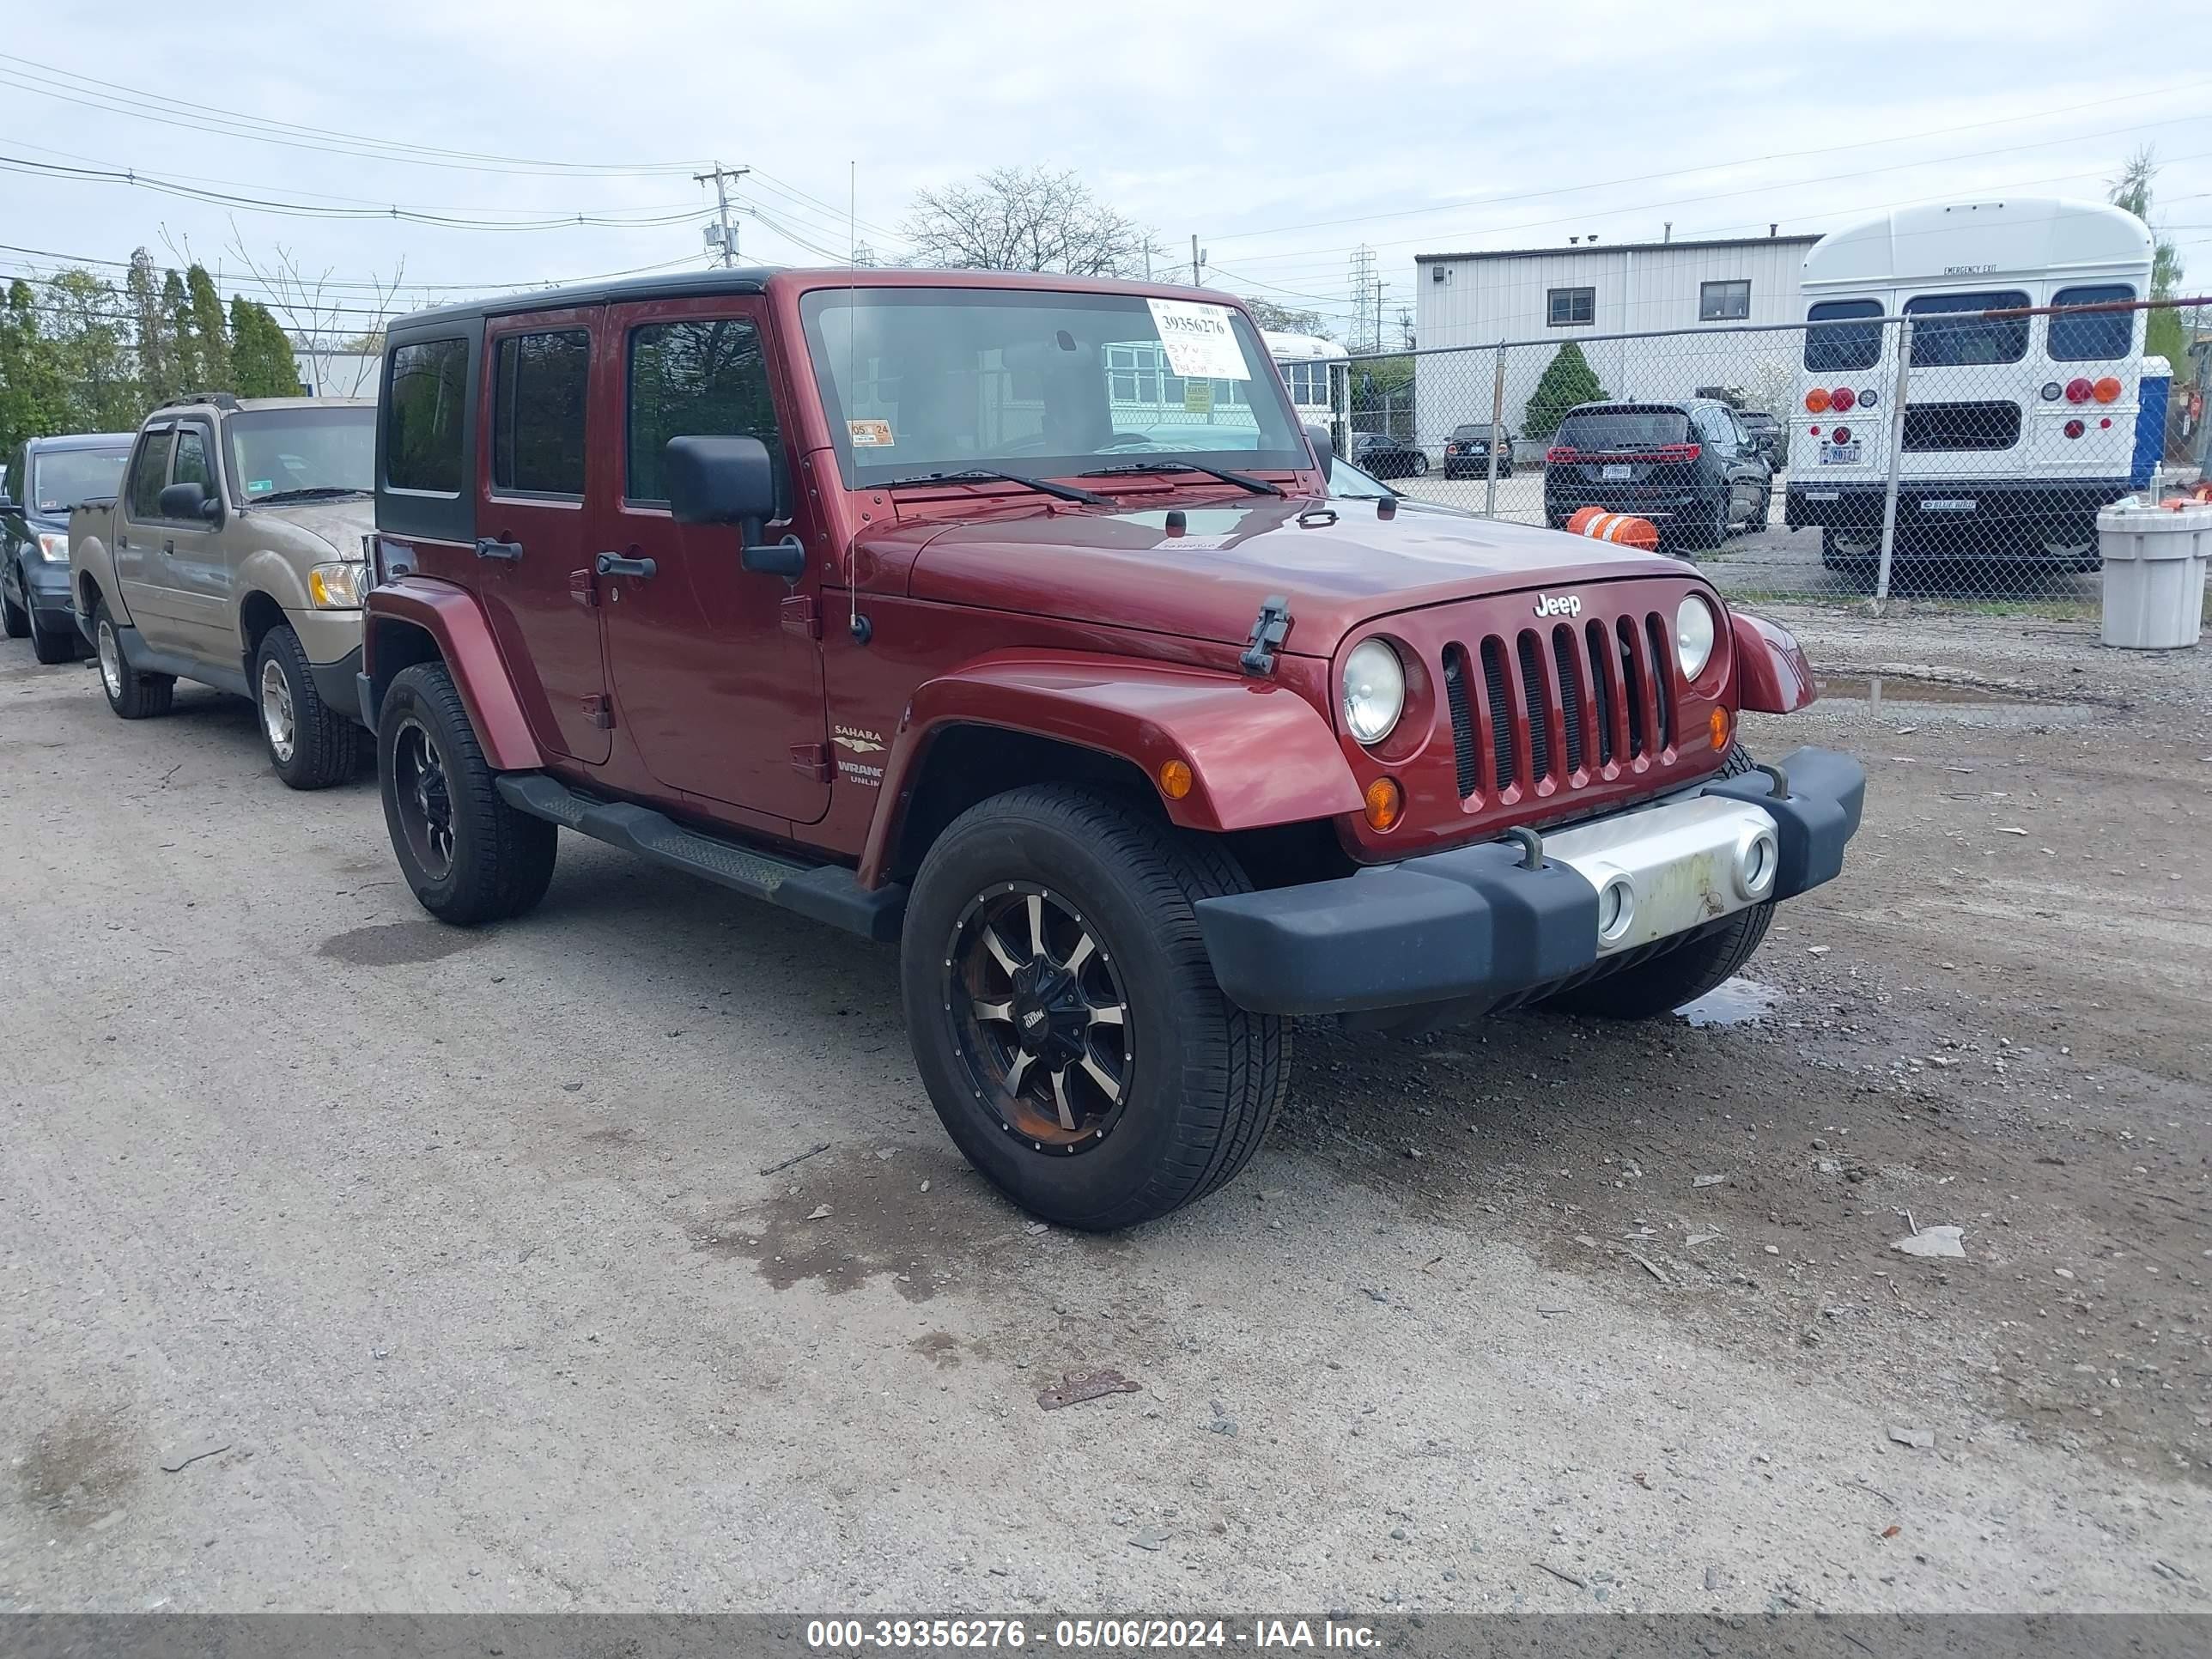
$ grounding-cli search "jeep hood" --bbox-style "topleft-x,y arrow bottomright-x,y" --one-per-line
890,498 -> 1692,653
244,494 -> 375,555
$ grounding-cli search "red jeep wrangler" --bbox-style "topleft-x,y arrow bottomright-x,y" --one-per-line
360,269 -> 1862,1230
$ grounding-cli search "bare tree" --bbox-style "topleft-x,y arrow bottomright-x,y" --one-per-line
901,166 -> 1159,277
222,222 -> 408,399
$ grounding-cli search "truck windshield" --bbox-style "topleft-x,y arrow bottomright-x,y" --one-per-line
799,287 -> 1310,489
226,406 -> 374,502
32,446 -> 131,512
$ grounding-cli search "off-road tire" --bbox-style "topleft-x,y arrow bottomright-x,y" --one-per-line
254,623 -> 361,791
3,577 -> 27,639
94,601 -> 173,719
1543,744 -> 1774,1019
900,784 -> 1290,1231
378,660 -> 556,926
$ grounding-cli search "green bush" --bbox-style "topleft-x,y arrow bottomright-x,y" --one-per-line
1524,342 -> 1607,440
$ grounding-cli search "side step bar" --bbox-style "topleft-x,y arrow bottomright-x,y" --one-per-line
495,773 -> 907,942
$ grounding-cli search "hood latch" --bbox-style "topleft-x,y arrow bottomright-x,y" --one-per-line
1239,594 -> 1292,678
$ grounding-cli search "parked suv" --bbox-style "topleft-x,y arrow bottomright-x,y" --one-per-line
1442,422 -> 1513,479
3,431 -> 135,663
361,270 -> 1862,1230
1738,410 -> 1785,471
68,394 -> 377,787
1544,399 -> 1772,552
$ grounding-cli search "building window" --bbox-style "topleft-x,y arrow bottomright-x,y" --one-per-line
1699,280 -> 1751,322
1547,287 -> 1595,328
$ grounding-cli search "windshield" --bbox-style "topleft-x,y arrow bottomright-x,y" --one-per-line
799,287 -> 1309,488
31,446 -> 131,513
1325,453 -> 1393,500
226,406 -> 374,501
1553,408 -> 1690,450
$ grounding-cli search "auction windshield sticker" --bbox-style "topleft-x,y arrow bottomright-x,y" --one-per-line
848,419 -> 895,447
1146,299 -> 1249,382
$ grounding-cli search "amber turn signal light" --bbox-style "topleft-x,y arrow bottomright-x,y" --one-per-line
1364,776 -> 1403,831
1158,758 -> 1194,800
2092,376 -> 2123,404
1709,707 -> 1731,751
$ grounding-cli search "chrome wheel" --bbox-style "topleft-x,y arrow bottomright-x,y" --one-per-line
258,656 -> 296,764
96,620 -> 124,700
945,883 -> 1132,1153
391,716 -> 455,880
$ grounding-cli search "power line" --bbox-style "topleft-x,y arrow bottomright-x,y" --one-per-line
0,241 -> 705,293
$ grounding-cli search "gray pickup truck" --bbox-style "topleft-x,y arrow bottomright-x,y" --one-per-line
69,392 -> 377,788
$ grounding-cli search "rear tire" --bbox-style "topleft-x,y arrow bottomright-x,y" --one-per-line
254,623 -> 361,790
378,661 -> 556,925
94,602 -> 173,719
900,784 -> 1290,1231
1683,489 -> 1729,552
1409,453 -> 1429,477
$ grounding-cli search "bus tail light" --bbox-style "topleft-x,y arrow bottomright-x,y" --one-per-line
2093,376 -> 2123,404
2064,378 -> 2093,404
1803,388 -> 1832,414
1829,386 -> 1856,412
1829,426 -> 1851,445
2063,419 -> 2086,440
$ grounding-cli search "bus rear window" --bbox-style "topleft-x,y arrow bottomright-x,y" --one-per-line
1905,291 -> 2030,367
1804,301 -> 1882,373
2048,284 -> 2135,362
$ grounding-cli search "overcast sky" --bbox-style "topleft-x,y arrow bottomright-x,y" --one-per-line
3,0 -> 2206,341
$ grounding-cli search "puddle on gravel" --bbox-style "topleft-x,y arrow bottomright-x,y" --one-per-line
1678,975 -> 1780,1029
317,921 -> 481,967
1817,673 -> 2034,706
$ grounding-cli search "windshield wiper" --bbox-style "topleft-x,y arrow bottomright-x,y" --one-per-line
251,486 -> 368,504
879,468 -> 1108,506
1079,460 -> 1284,497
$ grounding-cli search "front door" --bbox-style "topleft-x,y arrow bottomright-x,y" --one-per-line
475,308 -> 611,764
114,425 -> 189,650
159,418 -> 233,663
595,296 -> 830,823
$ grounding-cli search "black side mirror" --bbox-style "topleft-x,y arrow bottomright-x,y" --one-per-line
159,481 -> 217,521
1303,422 -> 1334,486
662,434 -> 805,580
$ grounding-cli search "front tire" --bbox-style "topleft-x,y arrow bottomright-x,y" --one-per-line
1409,453 -> 1429,477
254,623 -> 361,790
3,575 -> 27,640
94,602 -> 173,719
27,604 -> 76,664
378,661 -> 556,925
900,784 -> 1290,1231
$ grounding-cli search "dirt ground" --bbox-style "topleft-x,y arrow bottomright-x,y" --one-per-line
1,602 -> 2206,1615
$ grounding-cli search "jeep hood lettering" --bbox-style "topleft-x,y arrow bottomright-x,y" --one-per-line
893,500 -> 1688,653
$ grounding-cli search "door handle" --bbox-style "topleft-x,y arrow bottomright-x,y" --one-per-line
116,535 -> 129,550
475,537 -> 524,562
161,539 -> 175,557
594,552 -> 656,580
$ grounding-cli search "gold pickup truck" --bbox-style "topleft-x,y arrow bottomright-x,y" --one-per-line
68,392 -> 377,788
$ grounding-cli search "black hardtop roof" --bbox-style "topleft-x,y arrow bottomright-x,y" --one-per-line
390,268 -> 780,334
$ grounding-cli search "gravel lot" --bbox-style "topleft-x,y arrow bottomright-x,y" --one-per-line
3,604 -> 2207,1614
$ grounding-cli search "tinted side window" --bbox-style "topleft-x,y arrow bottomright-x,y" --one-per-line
626,319 -> 781,505
386,337 -> 470,494
1805,301 -> 1883,373
125,432 -> 173,520
2048,284 -> 2135,362
492,329 -> 591,495
1905,290 -> 2030,367
172,427 -> 214,495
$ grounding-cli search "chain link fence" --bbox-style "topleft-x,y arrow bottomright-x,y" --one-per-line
1331,300 -> 2209,615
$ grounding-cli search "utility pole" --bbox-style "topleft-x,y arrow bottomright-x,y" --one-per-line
696,161 -> 750,267
1190,234 -> 1206,289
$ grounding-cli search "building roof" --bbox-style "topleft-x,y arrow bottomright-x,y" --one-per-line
1415,234 -> 1820,264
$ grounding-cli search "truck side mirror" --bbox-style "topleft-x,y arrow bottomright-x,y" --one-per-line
1303,422 -> 1334,486
159,481 -> 218,521
662,434 -> 805,580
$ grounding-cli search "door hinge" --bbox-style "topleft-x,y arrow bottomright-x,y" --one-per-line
568,568 -> 599,609
584,693 -> 615,730
780,592 -> 822,640
790,741 -> 831,782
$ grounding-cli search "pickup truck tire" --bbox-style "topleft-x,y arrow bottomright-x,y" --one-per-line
901,784 -> 1290,1231
378,661 -> 556,926
94,602 -> 174,720
254,623 -> 360,791
1542,743 -> 1773,1019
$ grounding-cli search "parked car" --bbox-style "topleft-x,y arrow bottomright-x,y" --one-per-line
68,393 -> 377,787
3,431 -> 135,663
1738,410 -> 1785,471
1542,399 -> 1772,553
1442,422 -> 1514,479
1349,431 -> 1429,478
359,269 -> 1863,1231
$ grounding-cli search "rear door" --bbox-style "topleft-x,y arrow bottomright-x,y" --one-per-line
476,307 -> 612,764
597,295 -> 830,823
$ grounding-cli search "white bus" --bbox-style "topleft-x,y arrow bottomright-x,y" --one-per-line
1263,330 -> 1347,431
1784,198 -> 2155,570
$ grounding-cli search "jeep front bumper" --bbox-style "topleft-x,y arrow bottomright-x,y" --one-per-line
1194,745 -> 1863,1019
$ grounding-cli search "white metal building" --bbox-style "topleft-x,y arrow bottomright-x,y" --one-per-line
1413,232 -> 1818,443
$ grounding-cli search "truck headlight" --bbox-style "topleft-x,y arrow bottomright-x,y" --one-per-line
307,562 -> 368,609
35,532 -> 69,564
1675,596 -> 1717,681
1341,638 -> 1406,745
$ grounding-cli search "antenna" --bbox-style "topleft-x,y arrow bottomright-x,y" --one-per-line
847,159 -> 869,646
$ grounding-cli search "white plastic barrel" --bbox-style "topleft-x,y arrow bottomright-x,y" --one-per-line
2097,501 -> 2208,650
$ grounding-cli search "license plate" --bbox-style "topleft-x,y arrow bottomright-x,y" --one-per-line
1601,464 -> 1632,482
1819,442 -> 1862,465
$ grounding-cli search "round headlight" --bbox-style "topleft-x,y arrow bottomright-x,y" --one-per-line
1341,639 -> 1406,745
1675,596 -> 1717,681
